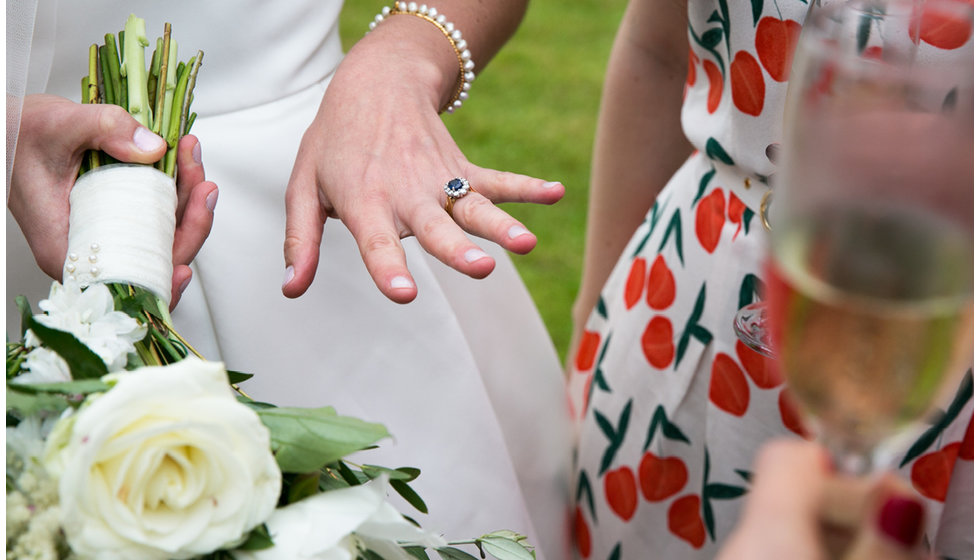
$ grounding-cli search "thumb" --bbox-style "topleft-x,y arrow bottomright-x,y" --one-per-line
74,104 -> 167,164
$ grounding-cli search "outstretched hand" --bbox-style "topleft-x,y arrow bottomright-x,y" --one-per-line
719,440 -> 928,560
8,94 -> 217,309
281,24 -> 564,304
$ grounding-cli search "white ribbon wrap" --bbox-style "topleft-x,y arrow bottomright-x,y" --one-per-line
65,164 -> 177,305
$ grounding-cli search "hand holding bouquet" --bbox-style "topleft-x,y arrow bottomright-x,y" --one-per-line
6,15 -> 535,560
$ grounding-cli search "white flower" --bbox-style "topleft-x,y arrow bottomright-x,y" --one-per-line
233,476 -> 446,560
46,358 -> 282,560
28,281 -> 145,371
13,347 -> 73,384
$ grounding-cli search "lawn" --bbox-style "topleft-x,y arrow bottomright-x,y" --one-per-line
339,0 -> 627,359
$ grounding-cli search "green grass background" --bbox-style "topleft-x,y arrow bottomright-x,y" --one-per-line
339,1 -> 626,359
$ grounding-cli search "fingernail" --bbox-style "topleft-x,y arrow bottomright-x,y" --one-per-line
282,265 -> 295,288
542,181 -> 561,189
133,127 -> 165,152
464,248 -> 490,263
205,189 -> 218,212
508,225 -> 531,239
192,141 -> 202,165
178,276 -> 191,294
390,275 -> 413,289
878,496 -> 924,548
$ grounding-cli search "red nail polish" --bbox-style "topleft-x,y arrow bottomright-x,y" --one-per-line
878,496 -> 924,548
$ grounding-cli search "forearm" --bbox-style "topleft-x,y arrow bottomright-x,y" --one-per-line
571,0 -> 690,339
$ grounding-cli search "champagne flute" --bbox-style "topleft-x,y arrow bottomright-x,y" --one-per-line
765,0 -> 974,473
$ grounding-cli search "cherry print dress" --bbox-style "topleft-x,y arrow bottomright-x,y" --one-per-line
567,1 -> 974,559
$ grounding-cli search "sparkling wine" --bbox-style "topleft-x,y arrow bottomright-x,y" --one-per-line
768,204 -> 973,456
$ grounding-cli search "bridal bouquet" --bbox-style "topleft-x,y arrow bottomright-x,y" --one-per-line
6,15 -> 535,560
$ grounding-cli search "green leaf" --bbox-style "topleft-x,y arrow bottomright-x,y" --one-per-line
285,471 -> 321,503
361,464 -> 418,481
391,478 -> 428,514
6,386 -> 70,417
404,546 -> 430,560
7,379 -> 110,395
359,549 -> 387,560
336,459 -> 368,486
576,470 -> 597,523
607,543 -> 621,560
691,168 -> 717,208
656,209 -> 684,266
235,524 -> 275,550
479,537 -> 535,560
26,317 -> 108,380
226,369 -> 254,384
257,406 -> 389,473
705,483 -> 746,500
437,547 -> 480,560
751,0 -> 764,25
16,295 -> 33,339
900,370 -> 973,467
700,27 -> 724,49
705,138 -> 734,165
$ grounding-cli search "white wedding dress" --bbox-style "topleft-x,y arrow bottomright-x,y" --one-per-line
5,2 -> 573,558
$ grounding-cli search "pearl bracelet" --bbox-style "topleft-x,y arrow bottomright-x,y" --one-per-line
369,2 -> 475,113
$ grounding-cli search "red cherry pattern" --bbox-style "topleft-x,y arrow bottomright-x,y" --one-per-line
735,339 -> 782,389
910,442 -> 961,501
639,452 -> 689,502
703,60 -> 724,114
576,330 -> 602,372
778,388 -> 810,438
624,258 -> 646,310
604,466 -> 639,521
641,316 -> 675,370
959,416 -> 973,460
575,507 -> 592,558
695,188 -> 726,253
755,17 -> 802,82
916,0 -> 973,50
709,352 -> 750,417
668,494 -> 707,549
731,50 -> 765,116
647,256 -> 676,310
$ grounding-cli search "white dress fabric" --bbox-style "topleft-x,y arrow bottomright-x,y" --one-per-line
5,2 -> 573,558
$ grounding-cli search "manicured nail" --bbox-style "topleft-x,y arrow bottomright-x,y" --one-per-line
192,141 -> 202,164
464,248 -> 490,263
878,496 -> 924,548
542,181 -> 561,189
133,127 -> 165,152
205,189 -> 218,212
508,225 -> 531,239
282,265 -> 295,288
178,276 -> 191,294
390,275 -> 413,289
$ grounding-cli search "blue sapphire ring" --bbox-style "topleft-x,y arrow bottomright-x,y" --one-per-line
443,177 -> 473,217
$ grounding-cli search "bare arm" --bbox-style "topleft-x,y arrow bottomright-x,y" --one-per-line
282,1 -> 564,303
568,0 -> 691,369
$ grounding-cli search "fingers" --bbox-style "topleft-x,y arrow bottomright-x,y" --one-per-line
170,265 -> 193,310
718,440 -> 829,560
282,166 -> 331,300
842,476 -> 927,560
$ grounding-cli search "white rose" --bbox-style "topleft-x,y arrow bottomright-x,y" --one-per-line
233,476 -> 446,560
47,358 -> 281,559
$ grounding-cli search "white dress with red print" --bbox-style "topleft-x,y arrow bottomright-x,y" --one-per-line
567,1 -> 973,559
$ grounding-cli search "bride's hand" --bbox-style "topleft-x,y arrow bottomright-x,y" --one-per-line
281,14 -> 564,304
8,94 -> 217,308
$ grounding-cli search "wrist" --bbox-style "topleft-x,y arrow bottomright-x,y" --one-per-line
357,6 -> 470,113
